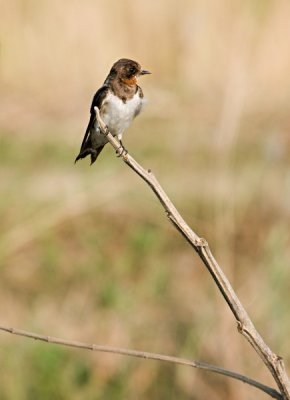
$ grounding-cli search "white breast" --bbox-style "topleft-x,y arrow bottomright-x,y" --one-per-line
101,91 -> 145,139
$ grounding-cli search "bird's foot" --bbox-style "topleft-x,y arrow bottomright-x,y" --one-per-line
116,140 -> 128,157
116,145 -> 128,157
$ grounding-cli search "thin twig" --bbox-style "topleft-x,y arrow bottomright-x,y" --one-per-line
0,325 -> 282,399
94,106 -> 290,399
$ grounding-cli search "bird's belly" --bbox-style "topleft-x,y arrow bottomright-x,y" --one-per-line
101,92 -> 144,137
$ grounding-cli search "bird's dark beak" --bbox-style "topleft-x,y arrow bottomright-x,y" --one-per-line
140,69 -> 151,75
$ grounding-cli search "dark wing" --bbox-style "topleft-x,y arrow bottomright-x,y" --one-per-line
89,85 -> 110,114
133,86 -> 144,117
75,85 -> 109,164
137,85 -> 144,99
78,85 -> 109,153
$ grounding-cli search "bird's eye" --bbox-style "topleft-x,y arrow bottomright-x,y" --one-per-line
129,67 -> 135,74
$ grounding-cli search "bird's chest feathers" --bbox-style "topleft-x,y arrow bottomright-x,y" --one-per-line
101,92 -> 144,135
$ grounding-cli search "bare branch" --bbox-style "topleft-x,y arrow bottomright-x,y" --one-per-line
0,325 -> 282,399
94,106 -> 290,399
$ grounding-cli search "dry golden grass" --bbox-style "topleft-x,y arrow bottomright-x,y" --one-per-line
1,1 -> 290,399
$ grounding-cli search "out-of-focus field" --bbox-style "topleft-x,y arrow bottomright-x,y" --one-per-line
1,1 -> 290,399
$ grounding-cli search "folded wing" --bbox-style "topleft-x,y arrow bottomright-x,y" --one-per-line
75,86 -> 109,164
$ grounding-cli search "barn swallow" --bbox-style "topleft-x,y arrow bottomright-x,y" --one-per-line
75,58 -> 151,164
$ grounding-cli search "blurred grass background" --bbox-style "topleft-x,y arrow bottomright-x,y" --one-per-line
1,0 -> 290,399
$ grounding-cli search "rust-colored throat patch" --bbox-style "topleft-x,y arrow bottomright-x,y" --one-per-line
122,76 -> 137,86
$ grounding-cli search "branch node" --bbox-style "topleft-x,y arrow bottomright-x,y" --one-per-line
237,321 -> 243,333
195,238 -> 208,248
273,354 -> 284,363
236,321 -> 250,336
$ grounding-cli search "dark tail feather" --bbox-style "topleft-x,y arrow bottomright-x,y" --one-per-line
74,145 -> 105,165
90,145 -> 105,164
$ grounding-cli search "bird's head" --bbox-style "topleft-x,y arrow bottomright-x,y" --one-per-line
110,58 -> 151,85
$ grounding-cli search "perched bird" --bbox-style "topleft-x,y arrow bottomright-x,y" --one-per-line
75,58 -> 151,164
